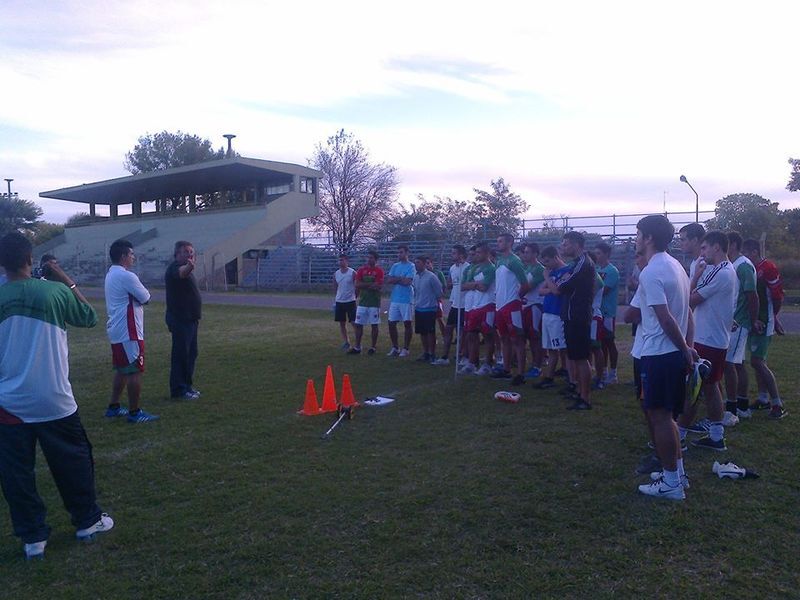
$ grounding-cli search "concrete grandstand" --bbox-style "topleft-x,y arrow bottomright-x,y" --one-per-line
38,157 -> 322,288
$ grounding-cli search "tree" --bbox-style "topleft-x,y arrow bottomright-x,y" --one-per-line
31,222 -> 65,246
124,131 -> 226,175
471,178 -> 529,239
707,193 -> 783,241
788,158 -> 800,192
0,195 -> 42,238
66,212 -> 92,226
308,130 -> 398,252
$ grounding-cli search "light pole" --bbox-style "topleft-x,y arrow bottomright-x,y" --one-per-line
679,175 -> 699,223
223,134 -> 236,158
3,178 -> 12,201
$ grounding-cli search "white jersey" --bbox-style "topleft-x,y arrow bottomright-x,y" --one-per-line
334,268 -> 356,303
638,252 -> 690,357
104,265 -> 151,343
449,262 -> 470,309
630,288 -> 644,359
693,260 -> 736,350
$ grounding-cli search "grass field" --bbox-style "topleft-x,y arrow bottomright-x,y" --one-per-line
2,303 -> 799,598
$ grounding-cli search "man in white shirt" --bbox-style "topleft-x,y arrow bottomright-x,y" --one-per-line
333,254 -> 356,351
635,215 -> 695,501
104,239 -> 158,423
434,245 -> 470,365
677,231 -> 737,451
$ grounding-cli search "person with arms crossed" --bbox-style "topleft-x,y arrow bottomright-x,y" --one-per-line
0,233 -> 113,559
434,245 -> 470,366
350,250 -> 384,355
595,242 -> 620,384
332,254 -> 357,351
634,215 -> 694,500
385,245 -> 415,357
741,239 -> 788,419
165,241 -> 202,401
676,231 -> 737,451
104,239 -> 159,423
723,231 -> 760,422
413,256 -> 444,363
533,246 -> 570,390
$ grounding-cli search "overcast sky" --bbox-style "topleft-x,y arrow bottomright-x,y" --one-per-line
1,0 -> 798,223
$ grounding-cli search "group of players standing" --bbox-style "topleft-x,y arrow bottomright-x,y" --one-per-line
333,231 -> 622,411
334,215 -> 788,501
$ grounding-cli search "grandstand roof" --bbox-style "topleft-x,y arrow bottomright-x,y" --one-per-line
39,157 -> 323,206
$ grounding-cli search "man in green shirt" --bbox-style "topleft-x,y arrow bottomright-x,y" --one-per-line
350,251 -> 384,355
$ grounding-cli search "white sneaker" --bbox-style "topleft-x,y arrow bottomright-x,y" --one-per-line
76,513 -> 114,541
458,357 -> 469,367
638,477 -> 685,500
398,348 -> 410,358
475,363 -> 493,376
722,411 -> 740,427
650,471 -> 690,489
712,461 -> 747,479
432,357 -> 450,365
737,408 -> 753,419
24,540 -> 46,560
458,363 -> 476,375
386,347 -> 399,357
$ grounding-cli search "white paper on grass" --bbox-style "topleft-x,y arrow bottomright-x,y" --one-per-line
364,396 -> 395,406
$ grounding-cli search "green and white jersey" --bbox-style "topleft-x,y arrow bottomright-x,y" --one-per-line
469,262 -> 496,310
523,262 -> 545,307
494,253 -> 528,310
0,278 -> 97,423
732,255 -> 757,330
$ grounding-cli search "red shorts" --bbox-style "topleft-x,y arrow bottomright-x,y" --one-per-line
590,315 -> 605,343
465,304 -> 495,334
111,340 -> 145,374
522,305 -> 541,337
695,343 -> 726,383
496,300 -> 524,337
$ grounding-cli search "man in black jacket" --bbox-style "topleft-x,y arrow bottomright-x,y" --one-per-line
165,241 -> 202,400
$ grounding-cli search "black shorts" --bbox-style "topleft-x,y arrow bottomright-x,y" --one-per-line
334,301 -> 356,323
633,357 -> 642,404
446,307 -> 465,327
415,311 -> 437,334
564,319 -> 591,361
641,351 -> 686,418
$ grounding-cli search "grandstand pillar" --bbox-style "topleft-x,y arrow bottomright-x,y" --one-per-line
89,203 -> 96,218
133,201 -> 142,217
189,194 -> 196,212
110,204 -> 118,219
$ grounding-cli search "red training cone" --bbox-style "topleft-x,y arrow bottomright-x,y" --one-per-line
320,365 -> 338,413
297,379 -> 320,416
340,374 -> 359,408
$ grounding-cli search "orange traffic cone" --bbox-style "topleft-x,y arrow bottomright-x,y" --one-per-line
320,365 -> 338,413
297,379 -> 320,416
340,374 -> 359,408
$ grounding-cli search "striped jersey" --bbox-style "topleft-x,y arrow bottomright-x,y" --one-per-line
104,265 -> 151,343
0,278 -> 98,423
693,260 -> 736,349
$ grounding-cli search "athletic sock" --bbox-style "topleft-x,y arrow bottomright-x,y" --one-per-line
663,469 -> 680,487
771,396 -> 783,407
676,458 -> 685,478
725,399 -> 737,414
709,422 -> 724,442
737,396 -> 750,411
678,426 -> 688,441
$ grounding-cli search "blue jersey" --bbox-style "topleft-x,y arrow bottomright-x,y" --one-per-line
388,261 -> 415,303
542,265 -> 571,315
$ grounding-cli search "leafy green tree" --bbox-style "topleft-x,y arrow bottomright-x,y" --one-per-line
471,178 -> 528,239
787,158 -> 800,192
31,222 -> 65,245
0,195 -> 42,238
707,193 -> 783,241
124,131 -> 226,175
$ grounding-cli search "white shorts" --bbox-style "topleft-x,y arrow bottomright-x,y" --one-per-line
542,313 -> 567,350
355,306 -> 380,326
388,302 -> 413,322
726,326 -> 749,364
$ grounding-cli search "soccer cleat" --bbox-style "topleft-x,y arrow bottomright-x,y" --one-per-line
432,357 -> 450,365
722,411 -> 739,427
768,406 -> 788,420
533,377 -> 556,389
398,349 -> 410,358
458,357 -> 470,367
691,436 -> 726,451
525,366 -> 542,378
475,363 -> 493,376
367,347 -> 376,355
458,363 -> 477,375
650,471 -> 691,489
24,540 -> 47,560
490,369 -> 513,380
687,418 -> 711,434
737,408 -> 753,419
751,400 -> 771,411
712,460 -> 760,479
566,399 -> 592,410
340,342 -> 351,351
638,477 -> 685,500
104,405 -> 129,418
511,375 -> 525,386
592,378 -> 606,390
347,347 -> 362,355
386,347 -> 399,357
76,513 -> 114,541
175,392 -> 199,401
127,410 -> 160,423
188,389 -> 201,398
